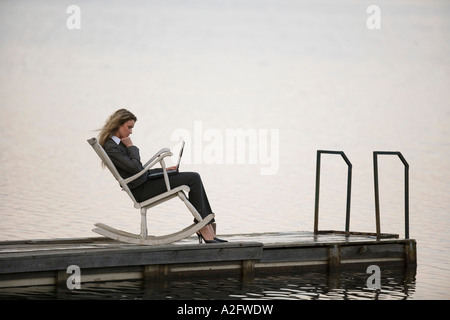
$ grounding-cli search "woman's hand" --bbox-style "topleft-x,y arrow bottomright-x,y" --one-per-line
121,137 -> 133,147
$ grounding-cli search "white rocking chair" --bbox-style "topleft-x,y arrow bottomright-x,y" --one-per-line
87,137 -> 214,245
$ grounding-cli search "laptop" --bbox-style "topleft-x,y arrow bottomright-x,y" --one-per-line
148,140 -> 185,180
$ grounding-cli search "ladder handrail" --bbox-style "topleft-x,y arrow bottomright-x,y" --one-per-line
373,151 -> 410,239
314,150 -> 353,234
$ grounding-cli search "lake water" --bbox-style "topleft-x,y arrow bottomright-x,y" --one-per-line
0,0 -> 449,299
0,267 -> 416,300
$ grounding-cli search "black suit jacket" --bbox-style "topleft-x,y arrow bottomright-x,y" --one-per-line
103,138 -> 148,189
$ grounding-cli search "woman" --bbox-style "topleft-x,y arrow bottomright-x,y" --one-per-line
98,109 -> 226,243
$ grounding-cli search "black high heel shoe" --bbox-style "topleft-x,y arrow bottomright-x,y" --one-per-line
210,222 -> 228,242
196,232 -> 219,244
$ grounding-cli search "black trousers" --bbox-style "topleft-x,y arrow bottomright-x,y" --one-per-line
131,172 -> 215,223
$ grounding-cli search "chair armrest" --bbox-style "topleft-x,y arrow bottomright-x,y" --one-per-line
138,185 -> 191,208
123,150 -> 173,185
143,148 -> 171,167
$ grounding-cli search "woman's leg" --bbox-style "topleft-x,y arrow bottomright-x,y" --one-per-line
132,172 -> 226,243
133,172 -> 215,222
172,172 -> 212,219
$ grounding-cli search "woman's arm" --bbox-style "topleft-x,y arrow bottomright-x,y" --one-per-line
104,139 -> 144,175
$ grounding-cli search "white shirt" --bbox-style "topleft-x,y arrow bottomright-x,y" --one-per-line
111,135 -> 121,145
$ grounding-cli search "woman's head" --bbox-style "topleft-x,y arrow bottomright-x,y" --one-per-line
98,109 -> 137,146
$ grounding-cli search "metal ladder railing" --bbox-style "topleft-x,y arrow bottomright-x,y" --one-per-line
314,150 -> 352,234
373,151 -> 410,239
313,150 -> 410,239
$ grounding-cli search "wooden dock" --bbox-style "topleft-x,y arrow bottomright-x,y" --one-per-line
0,231 -> 417,288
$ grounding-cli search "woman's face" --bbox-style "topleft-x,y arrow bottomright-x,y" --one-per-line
116,120 -> 135,139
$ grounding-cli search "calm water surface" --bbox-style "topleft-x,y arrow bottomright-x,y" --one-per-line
0,268 -> 416,300
0,0 -> 449,299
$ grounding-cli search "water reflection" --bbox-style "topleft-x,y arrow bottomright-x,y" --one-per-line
0,267 -> 416,300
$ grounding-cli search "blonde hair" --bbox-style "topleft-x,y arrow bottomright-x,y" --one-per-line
98,109 -> 137,147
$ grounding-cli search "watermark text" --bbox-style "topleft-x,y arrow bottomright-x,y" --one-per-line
66,5 -> 81,30
366,5 -> 381,30
66,265 -> 81,290
171,121 -> 279,175
366,265 -> 381,290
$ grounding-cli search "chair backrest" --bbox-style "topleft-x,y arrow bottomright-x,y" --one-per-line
87,137 -> 139,207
